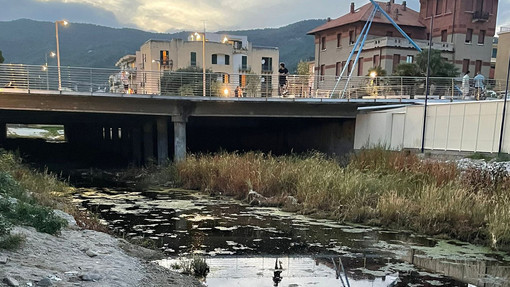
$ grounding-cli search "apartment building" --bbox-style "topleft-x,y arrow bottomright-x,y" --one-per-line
308,0 -> 498,87
130,33 -> 279,95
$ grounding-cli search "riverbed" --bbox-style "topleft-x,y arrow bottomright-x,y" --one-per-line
74,187 -> 510,286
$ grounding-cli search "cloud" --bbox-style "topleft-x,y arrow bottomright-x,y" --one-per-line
1,0 -> 123,27
1,0 -> 508,34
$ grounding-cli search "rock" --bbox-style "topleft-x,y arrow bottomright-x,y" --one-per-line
3,277 -> 20,287
284,196 -> 298,207
79,273 -> 102,282
0,256 -> 8,264
36,278 -> 53,286
85,249 -> 98,257
52,210 -> 77,229
247,190 -> 266,206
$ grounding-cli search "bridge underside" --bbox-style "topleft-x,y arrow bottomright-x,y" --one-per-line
0,109 -> 355,168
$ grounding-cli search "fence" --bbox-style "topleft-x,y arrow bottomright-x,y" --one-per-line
0,64 -> 508,100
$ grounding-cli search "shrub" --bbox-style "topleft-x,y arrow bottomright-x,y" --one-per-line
0,234 -> 25,250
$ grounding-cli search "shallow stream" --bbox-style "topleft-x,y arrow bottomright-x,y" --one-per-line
74,188 -> 510,286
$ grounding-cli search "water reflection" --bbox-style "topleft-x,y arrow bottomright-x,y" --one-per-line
74,188 -> 510,286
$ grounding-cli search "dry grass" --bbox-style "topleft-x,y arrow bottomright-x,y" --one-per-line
175,149 -> 510,250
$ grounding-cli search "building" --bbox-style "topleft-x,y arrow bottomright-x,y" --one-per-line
110,54 -> 136,93
494,28 -> 510,81
308,0 -> 498,87
128,33 -> 279,96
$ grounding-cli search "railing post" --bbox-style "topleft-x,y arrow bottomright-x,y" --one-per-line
26,69 -> 30,90
90,69 -> 93,93
400,77 -> 403,98
451,78 -> 454,101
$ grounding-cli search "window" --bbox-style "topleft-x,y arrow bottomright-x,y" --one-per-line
357,57 -> 364,76
392,54 -> 401,71
466,28 -> 473,43
436,0 -> 443,14
190,52 -> 196,66
212,54 -> 217,64
462,59 -> 470,73
160,50 -> 169,67
446,0 -> 454,12
223,74 -> 230,83
426,0 -> 434,16
348,61 -> 353,73
337,33 -> 342,47
241,56 -> 248,70
321,36 -> 326,50
475,60 -> 482,73
478,30 -> 486,44
225,55 -> 230,65
492,48 -> 498,58
239,75 -> 246,87
373,55 -> 380,67
261,57 -> 272,72
320,64 -> 325,81
336,62 -> 342,78
406,55 -> 414,63
441,30 -> 448,42
349,30 -> 356,44
475,0 -> 484,11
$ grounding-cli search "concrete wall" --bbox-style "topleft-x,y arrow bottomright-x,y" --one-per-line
495,31 -> 510,81
354,100 -> 510,153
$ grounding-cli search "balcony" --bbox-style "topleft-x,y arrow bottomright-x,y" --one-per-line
472,11 -> 490,22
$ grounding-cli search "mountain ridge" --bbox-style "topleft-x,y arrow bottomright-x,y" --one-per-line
0,19 -> 323,72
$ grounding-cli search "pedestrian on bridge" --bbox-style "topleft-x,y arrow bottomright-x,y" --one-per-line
474,72 -> 485,100
462,70 -> 470,99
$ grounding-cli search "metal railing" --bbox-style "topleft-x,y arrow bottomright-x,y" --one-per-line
0,64 -> 507,101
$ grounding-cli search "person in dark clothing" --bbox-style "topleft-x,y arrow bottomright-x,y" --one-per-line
278,63 -> 288,96
272,259 -> 283,286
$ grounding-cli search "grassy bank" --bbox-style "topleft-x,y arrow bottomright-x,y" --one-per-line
174,150 -> 510,250
0,150 -> 106,249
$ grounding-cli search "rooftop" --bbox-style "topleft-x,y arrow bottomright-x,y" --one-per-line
308,1 -> 425,35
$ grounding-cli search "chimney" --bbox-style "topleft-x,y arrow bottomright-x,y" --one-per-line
395,8 -> 399,20
327,17 -> 331,22
402,1 -> 407,11
386,2 -> 391,12
350,2 -> 355,13
390,0 -> 394,3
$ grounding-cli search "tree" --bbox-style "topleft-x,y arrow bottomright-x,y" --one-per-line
0,50 -> 4,63
160,66 -> 216,97
366,66 -> 387,77
393,63 -> 422,77
415,49 -> 459,77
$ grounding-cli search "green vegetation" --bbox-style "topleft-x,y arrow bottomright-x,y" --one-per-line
175,256 -> 210,277
0,50 -> 4,63
173,150 -> 510,250
0,149 -> 107,249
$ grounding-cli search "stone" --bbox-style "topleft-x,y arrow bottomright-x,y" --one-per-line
36,278 -> 53,286
246,189 -> 266,206
3,277 -> 20,287
85,249 -> 98,257
52,210 -> 77,229
0,256 -> 8,264
79,273 -> 102,282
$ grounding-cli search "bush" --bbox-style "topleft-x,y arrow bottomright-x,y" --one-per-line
0,234 -> 25,250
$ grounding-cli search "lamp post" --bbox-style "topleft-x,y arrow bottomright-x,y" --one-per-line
194,32 -> 206,97
152,59 -> 161,94
55,20 -> 68,91
421,15 -> 434,153
43,51 -> 56,90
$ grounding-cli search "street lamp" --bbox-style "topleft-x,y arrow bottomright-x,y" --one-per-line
194,32 -> 206,97
55,20 -> 68,91
152,59 -> 161,94
43,51 -> 56,90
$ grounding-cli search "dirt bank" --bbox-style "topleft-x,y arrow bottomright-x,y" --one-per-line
0,215 -> 202,287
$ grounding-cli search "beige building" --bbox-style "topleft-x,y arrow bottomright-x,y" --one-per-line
495,28 -> 510,81
130,33 -> 279,95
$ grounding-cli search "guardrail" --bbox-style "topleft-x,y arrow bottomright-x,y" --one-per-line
0,64 -> 507,101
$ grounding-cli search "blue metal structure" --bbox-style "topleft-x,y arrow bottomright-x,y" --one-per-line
331,0 -> 423,98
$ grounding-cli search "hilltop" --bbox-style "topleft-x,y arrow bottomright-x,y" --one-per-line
0,19 -> 323,72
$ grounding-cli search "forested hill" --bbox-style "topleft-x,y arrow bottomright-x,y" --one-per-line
0,19 -> 324,72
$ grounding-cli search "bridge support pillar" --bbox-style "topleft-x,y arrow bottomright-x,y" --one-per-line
143,122 -> 154,164
172,115 -> 188,162
131,127 -> 142,165
156,117 -> 169,165
0,123 -> 6,146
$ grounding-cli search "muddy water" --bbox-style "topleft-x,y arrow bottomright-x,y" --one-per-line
74,188 -> 510,287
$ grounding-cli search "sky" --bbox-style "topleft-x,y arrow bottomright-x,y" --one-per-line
1,0 -> 510,33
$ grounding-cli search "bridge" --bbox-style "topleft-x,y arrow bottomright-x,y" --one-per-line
0,64 -> 506,165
